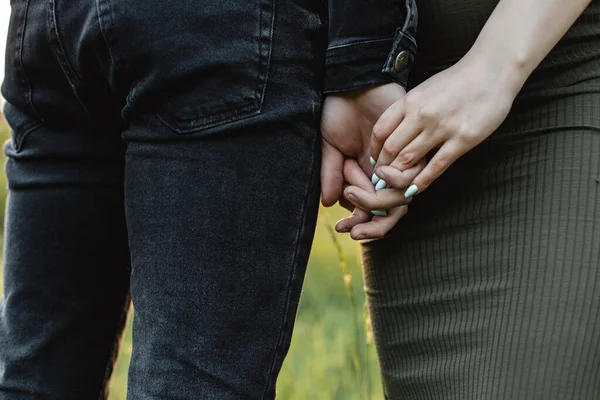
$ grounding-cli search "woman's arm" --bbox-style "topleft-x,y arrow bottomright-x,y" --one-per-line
343,0 -> 592,241
368,0 -> 592,197
468,0 -> 592,95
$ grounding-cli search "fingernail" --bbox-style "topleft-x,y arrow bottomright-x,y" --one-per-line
370,157 -> 376,167
371,173 -> 380,185
375,179 -> 387,191
404,184 -> 418,198
345,192 -> 356,202
371,210 -> 387,217
337,225 -> 350,233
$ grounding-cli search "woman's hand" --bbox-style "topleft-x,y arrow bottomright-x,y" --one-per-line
370,57 -> 518,197
338,0 -> 591,240
370,0 -> 592,197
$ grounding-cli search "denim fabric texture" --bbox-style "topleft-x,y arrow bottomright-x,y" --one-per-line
0,0 -> 416,398
324,0 -> 418,93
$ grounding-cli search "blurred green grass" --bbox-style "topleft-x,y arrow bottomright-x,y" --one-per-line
0,115 -> 383,399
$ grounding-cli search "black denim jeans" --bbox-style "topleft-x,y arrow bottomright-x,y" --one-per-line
0,0 -> 417,398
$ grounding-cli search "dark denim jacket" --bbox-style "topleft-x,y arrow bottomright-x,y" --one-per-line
325,0 -> 418,93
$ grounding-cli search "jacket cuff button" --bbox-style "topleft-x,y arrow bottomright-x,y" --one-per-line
394,50 -> 411,72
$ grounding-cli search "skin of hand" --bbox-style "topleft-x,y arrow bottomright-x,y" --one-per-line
368,0 -> 592,199
320,83 -> 407,226
369,56 -> 516,198
337,158 -> 425,240
342,0 -> 591,241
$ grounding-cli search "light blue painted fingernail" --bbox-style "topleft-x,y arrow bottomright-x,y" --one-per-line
370,157 -> 376,167
404,184 -> 419,198
371,173 -> 380,185
375,179 -> 387,191
372,210 -> 387,217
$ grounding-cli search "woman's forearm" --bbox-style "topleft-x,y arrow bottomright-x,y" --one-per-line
465,0 -> 592,94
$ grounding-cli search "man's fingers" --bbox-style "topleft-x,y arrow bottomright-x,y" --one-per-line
335,208 -> 371,233
350,205 -> 409,240
370,99 -> 405,161
339,196 -> 355,212
321,139 -> 344,207
406,140 -> 466,196
344,185 -> 411,211
343,158 -> 375,192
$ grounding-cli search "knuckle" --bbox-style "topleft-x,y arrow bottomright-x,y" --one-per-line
381,142 -> 399,160
417,105 -> 436,122
372,124 -> 389,142
430,155 -> 449,173
397,151 -> 415,167
403,94 -> 417,111
374,193 -> 391,209
386,168 -> 410,188
456,125 -> 478,143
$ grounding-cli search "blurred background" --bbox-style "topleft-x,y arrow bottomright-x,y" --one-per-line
0,6 -> 384,399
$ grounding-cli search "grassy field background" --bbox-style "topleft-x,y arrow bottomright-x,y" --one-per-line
0,115 -> 384,399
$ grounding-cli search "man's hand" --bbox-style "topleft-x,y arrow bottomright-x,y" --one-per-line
320,83 -> 407,208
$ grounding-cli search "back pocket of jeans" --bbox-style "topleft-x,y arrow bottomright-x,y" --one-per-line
104,0 -> 276,135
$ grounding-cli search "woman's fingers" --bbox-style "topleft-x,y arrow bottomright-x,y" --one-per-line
388,131 -> 442,172
374,121 -> 422,169
375,159 -> 426,190
403,140 -> 467,196
350,205 -> 409,240
339,156 -> 422,239
344,185 -> 412,211
369,99 -> 406,159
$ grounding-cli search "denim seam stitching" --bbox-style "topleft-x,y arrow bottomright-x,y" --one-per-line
156,104 -> 262,134
261,121 -> 319,398
47,0 -> 98,117
257,0 -> 276,114
381,30 -> 417,75
16,0 -> 43,126
158,0 -> 275,134
160,96 -> 258,122
12,121 -> 44,152
47,0 -> 84,87
401,0 -> 412,32
327,37 -> 394,51
95,0 -> 121,74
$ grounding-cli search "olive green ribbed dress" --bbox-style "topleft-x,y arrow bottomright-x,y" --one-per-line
362,1 -> 600,399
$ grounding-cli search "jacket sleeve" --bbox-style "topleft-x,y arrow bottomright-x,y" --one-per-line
324,0 -> 418,94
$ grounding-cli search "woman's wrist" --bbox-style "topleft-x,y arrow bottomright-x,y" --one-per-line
462,45 -> 530,99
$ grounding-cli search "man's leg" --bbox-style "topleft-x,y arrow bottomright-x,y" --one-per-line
0,0 -> 131,397
110,0 -> 327,398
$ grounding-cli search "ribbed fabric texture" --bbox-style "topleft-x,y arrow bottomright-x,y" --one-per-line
362,1 -> 600,399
